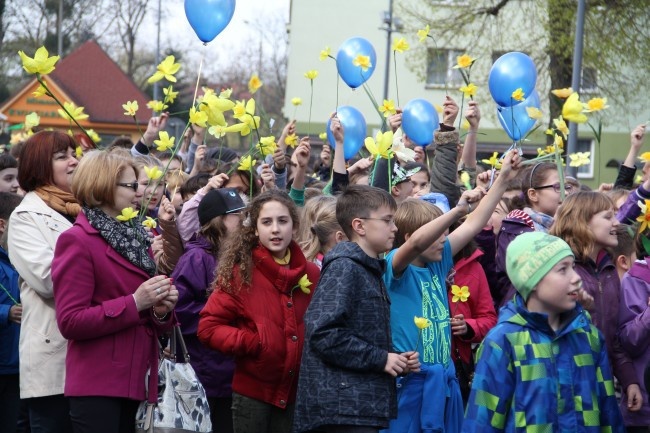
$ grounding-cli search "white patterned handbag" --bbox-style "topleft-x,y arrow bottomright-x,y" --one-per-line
135,326 -> 212,433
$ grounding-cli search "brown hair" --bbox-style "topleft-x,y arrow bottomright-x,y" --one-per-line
18,131 -> 77,192
214,189 -> 299,293
336,185 -> 396,240
71,150 -> 139,208
522,162 -> 557,207
393,198 -> 443,248
298,195 -> 340,262
549,191 -> 615,261
201,215 -> 232,256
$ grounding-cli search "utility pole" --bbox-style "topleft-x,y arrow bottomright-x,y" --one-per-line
566,0 -> 586,177
382,0 -> 394,103
57,0 -> 63,56
153,0 -> 162,102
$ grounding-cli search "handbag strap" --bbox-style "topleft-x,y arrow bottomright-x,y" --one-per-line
170,325 -> 191,363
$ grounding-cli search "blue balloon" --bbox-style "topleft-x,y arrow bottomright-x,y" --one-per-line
326,106 -> 367,160
488,52 -> 537,107
401,99 -> 439,146
184,0 -> 236,44
336,37 -> 377,89
496,90 -> 540,141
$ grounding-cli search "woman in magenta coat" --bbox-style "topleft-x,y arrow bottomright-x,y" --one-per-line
52,151 -> 178,433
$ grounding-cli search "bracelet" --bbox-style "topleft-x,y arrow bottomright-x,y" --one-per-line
152,307 -> 169,321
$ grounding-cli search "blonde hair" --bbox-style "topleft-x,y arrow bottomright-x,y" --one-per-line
72,150 -> 139,208
549,191 -> 615,261
393,198 -> 442,248
298,196 -> 340,262
166,169 -> 188,193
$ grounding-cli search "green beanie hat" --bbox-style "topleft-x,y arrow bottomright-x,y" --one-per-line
506,232 -> 574,301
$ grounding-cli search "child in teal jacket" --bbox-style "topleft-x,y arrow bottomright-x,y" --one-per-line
462,232 -> 625,433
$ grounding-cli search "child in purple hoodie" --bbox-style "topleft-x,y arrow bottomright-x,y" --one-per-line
172,188 -> 245,433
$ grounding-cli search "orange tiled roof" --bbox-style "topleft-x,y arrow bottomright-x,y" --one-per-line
49,40 -> 151,124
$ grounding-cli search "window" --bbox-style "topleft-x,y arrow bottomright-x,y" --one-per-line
426,49 -> 464,87
580,67 -> 598,93
575,138 -> 594,179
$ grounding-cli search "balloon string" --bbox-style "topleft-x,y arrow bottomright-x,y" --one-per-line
335,75 -> 340,113
191,47 -> 205,108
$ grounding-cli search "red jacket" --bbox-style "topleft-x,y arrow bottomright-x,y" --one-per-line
198,241 -> 319,408
447,249 -> 497,365
52,211 -> 173,401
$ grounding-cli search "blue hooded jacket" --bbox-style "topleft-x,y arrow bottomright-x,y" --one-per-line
0,246 -> 20,375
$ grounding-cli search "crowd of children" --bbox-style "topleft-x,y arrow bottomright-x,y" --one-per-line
0,95 -> 649,433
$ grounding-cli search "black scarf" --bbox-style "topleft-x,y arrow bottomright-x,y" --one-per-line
84,207 -> 156,277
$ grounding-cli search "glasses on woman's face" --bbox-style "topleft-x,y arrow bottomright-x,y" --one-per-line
534,183 -> 574,194
116,182 -> 139,192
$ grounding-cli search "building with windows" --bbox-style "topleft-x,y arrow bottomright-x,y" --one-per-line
283,1 -> 649,187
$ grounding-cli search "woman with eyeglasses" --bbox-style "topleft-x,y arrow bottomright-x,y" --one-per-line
7,131 -> 80,433
51,150 -> 178,433
493,162 -> 574,307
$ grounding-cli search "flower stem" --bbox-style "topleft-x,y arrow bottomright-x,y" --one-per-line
393,51 -> 400,107
0,281 -> 19,305
308,80 -> 314,136
37,75 -> 91,140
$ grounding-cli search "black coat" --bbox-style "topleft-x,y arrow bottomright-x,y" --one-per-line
293,242 -> 396,432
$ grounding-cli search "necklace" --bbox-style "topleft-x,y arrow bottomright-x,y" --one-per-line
273,250 -> 291,265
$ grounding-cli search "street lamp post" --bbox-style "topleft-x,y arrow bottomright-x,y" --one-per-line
380,0 -> 403,103
566,0 -> 586,177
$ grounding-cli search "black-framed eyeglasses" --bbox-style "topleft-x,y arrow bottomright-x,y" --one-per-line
116,182 -> 139,192
359,217 -> 396,226
534,183 -> 574,194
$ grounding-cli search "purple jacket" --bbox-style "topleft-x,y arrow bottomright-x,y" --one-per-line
616,183 -> 650,225
171,235 -> 234,398
52,212 -> 173,401
575,251 -> 637,392
618,258 -> 650,426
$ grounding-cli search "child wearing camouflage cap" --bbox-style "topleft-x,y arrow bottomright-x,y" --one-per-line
462,231 -> 625,432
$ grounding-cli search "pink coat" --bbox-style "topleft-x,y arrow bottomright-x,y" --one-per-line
52,211 -> 173,401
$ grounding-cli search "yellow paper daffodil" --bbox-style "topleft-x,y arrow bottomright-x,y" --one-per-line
526,107 -> 543,120
481,152 -> 502,169
304,70 -> 319,80
147,55 -> 181,84
248,73 -> 263,94
116,207 -> 139,222
569,152 -> 591,168
58,102 -> 89,122
378,99 -> 397,118
554,134 -> 564,149
319,132 -> 328,141
296,274 -> 312,294
392,37 -> 409,53
551,87 -> 573,99
285,133 -> 298,148
232,100 -> 246,119
562,92 -> 588,123
461,119 -> 470,130
86,129 -> 101,144
18,46 -> 59,75
414,316 -> 432,329
364,131 -> 393,159
636,174 -> 644,184
637,200 -> 650,233
189,107 -> 208,127
553,116 -> 569,139
434,104 -> 443,113
258,136 -> 277,156
123,100 -> 139,117
154,131 -> 175,152
142,217 -> 158,229
32,82 -> 48,97
417,25 -> 430,43
638,152 -> 650,163
238,155 -> 257,171
75,146 -> 83,158
208,124 -> 227,138
319,46 -> 331,61
454,54 -> 475,69
451,285 -> 470,303
163,86 -> 178,103
147,100 -> 168,112
143,165 -> 164,180
219,88 -> 232,99
584,97 -> 608,112
459,83 -> 478,98
511,88 -> 525,102
291,97 -> 302,106
352,55 -> 372,71
24,112 -> 40,131
460,171 -> 471,190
